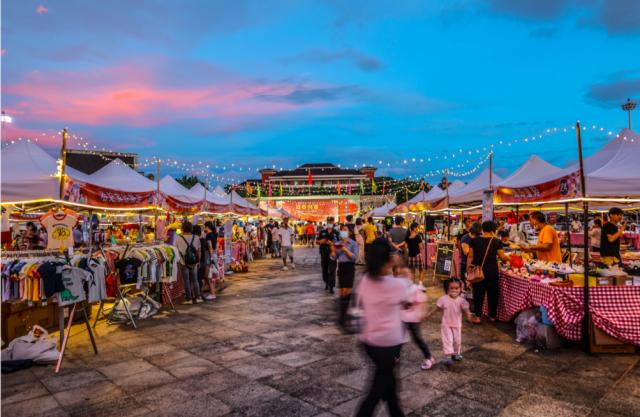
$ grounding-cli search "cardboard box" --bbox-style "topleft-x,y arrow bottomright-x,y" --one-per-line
1,303 -> 57,343
568,274 -> 597,287
592,323 -> 625,345
614,275 -> 634,286
596,276 -> 613,286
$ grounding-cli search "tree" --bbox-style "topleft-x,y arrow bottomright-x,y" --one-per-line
175,175 -> 202,189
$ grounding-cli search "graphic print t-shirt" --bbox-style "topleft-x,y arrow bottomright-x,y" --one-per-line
40,209 -> 78,250
115,258 -> 142,284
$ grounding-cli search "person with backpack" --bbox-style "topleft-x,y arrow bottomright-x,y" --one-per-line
176,221 -> 203,305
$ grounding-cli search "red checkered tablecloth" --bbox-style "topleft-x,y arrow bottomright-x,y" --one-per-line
493,272 -> 640,345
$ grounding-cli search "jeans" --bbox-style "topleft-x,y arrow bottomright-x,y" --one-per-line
357,343 -> 405,417
406,322 -> 431,359
321,251 -> 336,289
472,272 -> 499,318
180,264 -> 201,301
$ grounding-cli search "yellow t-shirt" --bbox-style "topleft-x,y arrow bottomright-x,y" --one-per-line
363,223 -> 377,244
537,225 -> 562,263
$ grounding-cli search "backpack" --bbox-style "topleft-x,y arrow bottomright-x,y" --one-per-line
181,235 -> 198,266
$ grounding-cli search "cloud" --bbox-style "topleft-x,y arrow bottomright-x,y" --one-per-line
36,5 -> 49,14
254,85 -> 366,105
584,70 -> 640,108
292,48 -> 384,72
485,0 -> 640,36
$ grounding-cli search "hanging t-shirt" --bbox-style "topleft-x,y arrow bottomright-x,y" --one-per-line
57,266 -> 90,306
115,258 -> 142,285
40,209 -> 78,250
87,260 -> 107,303
38,261 -> 66,298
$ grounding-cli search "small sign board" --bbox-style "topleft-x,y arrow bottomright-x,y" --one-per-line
434,242 -> 455,279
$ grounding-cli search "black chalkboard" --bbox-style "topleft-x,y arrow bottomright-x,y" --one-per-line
434,242 -> 455,278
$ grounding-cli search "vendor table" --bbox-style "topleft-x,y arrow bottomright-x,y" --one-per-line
494,271 -> 640,346
623,231 -> 640,250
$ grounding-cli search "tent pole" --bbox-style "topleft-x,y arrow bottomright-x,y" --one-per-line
154,159 -> 160,240
565,203 -> 572,267
576,121 -> 590,353
58,128 -> 68,202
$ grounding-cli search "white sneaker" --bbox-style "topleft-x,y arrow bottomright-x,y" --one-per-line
282,266 -> 289,271
290,263 -> 296,269
204,293 -> 216,300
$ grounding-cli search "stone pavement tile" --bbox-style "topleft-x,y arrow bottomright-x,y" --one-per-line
398,386 -> 446,414
509,350 -> 573,377
206,327 -> 247,340
213,380 -> 283,408
149,394 -> 232,417
497,393 -> 590,417
1,395 -> 63,417
410,392 -> 498,417
330,396 -> 391,417
588,410 -> 630,417
532,374 -> 612,407
110,334 -> 160,349
402,368 -> 473,392
271,350 -> 325,367
258,368 -> 319,394
147,349 -> 221,378
41,369 -> 107,393
1,368 -> 38,385
227,355 -> 291,380
97,358 -> 155,379
305,357 -> 361,380
615,372 -> 640,397
462,341 -> 527,366
109,368 -> 176,392
188,340 -> 235,357
135,384 -> 194,411
129,342 -> 179,358
74,348 -> 136,368
164,333 -> 215,349
53,380 -> 125,408
238,394 -> 321,417
210,348 -> 255,364
1,381 -> 50,405
456,379 -> 523,409
312,413 -> 339,417
226,334 -> 267,350
67,397 -> 152,417
597,391 -> 640,417
335,368 -> 369,392
243,340 -> 292,357
174,368 -> 249,395
290,383 -> 361,410
480,367 -> 543,391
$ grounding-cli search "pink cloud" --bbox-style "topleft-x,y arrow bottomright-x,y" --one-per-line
36,5 -> 49,14
3,61 -> 347,128
1,49 -> 6,56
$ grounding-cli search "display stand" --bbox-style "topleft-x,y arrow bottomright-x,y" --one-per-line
55,301 -> 98,373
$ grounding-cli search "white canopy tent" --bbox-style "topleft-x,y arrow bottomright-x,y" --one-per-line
87,158 -> 156,192
366,202 -> 397,218
449,168 -> 504,205
159,175 -> 202,203
1,140 -> 90,203
497,155 -> 561,189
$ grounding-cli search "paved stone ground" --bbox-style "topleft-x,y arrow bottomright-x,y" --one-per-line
2,247 -> 639,417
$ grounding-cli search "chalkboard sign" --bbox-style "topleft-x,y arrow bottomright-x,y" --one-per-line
434,242 -> 455,278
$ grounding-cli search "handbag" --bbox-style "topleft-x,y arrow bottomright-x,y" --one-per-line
466,237 -> 493,284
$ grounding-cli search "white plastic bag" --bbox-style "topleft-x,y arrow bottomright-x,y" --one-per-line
1,325 -> 60,362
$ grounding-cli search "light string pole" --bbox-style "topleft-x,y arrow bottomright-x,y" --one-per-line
622,98 -> 637,129
576,121 -> 590,353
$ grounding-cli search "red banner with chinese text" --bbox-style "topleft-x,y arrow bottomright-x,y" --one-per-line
260,199 -> 358,222
495,173 -> 580,204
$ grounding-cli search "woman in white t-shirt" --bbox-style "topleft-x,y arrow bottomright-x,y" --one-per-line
355,238 -> 409,417
589,218 -> 602,252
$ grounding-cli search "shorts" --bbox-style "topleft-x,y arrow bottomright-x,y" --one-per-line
337,262 -> 355,288
282,246 -> 294,259
407,255 -> 424,270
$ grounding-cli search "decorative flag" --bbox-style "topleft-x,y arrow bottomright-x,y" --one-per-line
360,180 -> 365,194
307,169 -> 313,185
337,181 -> 341,195
268,182 -> 272,196
371,179 -> 377,194
347,181 -> 352,195
279,183 -> 283,197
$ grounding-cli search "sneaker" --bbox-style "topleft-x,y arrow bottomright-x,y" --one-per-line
204,294 -> 216,301
195,298 -> 204,304
180,300 -> 192,305
421,358 -> 433,370
442,358 -> 453,366
282,266 -> 289,271
452,354 -> 464,361
290,263 -> 296,269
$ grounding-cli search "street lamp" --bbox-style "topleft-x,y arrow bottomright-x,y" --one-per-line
621,98 -> 637,129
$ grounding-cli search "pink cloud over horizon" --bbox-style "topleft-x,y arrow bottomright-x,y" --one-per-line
3,60 -> 350,129
36,5 -> 49,14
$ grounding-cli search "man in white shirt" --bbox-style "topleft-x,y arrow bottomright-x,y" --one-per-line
277,218 -> 296,270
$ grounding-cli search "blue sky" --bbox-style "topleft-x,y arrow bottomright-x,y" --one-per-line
2,0 -> 639,184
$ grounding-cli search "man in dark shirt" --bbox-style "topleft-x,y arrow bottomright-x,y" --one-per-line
317,217 -> 339,293
600,207 -> 625,263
